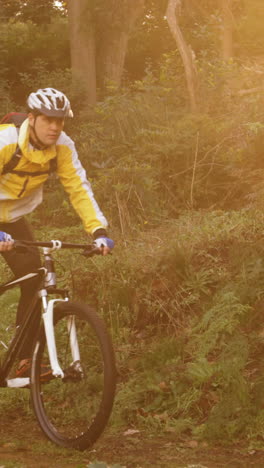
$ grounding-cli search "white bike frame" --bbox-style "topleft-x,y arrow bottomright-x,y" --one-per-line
6,243 -> 81,388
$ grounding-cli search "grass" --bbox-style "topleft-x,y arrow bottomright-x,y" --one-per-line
1,207 -> 264,447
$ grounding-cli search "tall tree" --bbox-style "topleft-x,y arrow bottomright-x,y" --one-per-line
67,0 -> 145,106
95,0 -> 145,90
67,0 -> 97,106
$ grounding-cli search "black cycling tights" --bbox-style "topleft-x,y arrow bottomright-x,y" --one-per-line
0,218 -> 41,360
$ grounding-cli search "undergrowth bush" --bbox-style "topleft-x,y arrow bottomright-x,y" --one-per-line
2,53 -> 264,238
112,210 -> 264,444
27,206 -> 264,445
45,66 -> 263,235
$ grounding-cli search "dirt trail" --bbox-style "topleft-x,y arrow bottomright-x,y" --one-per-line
0,421 -> 264,468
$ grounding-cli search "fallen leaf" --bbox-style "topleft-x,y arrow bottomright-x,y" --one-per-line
186,440 -> 199,448
123,429 -> 140,436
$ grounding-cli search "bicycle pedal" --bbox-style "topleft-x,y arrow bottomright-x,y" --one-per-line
62,361 -> 84,382
6,377 -> 30,388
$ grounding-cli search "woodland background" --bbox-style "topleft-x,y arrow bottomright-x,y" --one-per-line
1,0 -> 264,448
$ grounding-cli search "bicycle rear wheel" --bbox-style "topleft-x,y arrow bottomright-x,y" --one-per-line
30,301 -> 116,450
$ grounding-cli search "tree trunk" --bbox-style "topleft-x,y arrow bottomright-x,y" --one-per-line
97,0 -> 145,93
67,0 -> 96,107
97,31 -> 130,91
221,0 -> 234,60
166,0 -> 198,112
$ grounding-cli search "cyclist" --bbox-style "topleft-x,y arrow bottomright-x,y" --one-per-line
0,87 -> 114,380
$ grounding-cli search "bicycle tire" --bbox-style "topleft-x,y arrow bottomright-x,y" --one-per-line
30,301 -> 116,450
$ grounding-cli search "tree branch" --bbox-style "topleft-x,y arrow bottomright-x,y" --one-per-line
166,0 -> 198,112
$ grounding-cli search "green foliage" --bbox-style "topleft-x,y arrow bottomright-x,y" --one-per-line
0,18 -> 70,106
1,0 -> 264,447
126,2 -> 173,81
47,209 -> 264,443
236,0 -> 264,57
3,210 -> 264,445
61,66 -> 263,236
0,79 -> 16,117
1,0 -> 63,23
22,208 -> 263,444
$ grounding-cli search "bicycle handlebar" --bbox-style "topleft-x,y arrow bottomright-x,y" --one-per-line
13,240 -> 101,257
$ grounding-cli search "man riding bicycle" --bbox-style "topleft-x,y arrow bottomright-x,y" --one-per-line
0,87 -> 114,379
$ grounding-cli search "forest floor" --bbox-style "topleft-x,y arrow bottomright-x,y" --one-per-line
0,417 -> 264,468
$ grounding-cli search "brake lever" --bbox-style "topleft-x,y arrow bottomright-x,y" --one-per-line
82,246 -> 101,257
13,240 -> 31,253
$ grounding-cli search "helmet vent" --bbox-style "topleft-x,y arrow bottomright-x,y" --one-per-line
27,88 -> 73,118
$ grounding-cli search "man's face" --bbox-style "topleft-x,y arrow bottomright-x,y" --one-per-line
28,113 -> 65,147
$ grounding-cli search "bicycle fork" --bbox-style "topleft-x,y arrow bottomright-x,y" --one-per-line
35,245 -> 81,380
41,295 -> 66,378
40,294 -> 81,379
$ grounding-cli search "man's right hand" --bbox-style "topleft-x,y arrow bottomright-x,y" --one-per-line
0,231 -> 14,251
93,236 -> 114,256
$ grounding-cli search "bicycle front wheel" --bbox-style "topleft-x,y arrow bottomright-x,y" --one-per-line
30,302 -> 116,451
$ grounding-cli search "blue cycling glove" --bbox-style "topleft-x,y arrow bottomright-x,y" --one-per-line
0,231 -> 13,242
93,236 -> 115,250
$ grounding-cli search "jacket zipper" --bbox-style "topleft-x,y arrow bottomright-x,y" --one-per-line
18,178 -> 29,197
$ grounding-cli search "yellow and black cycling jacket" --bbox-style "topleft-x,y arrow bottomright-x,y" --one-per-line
0,118 -> 108,235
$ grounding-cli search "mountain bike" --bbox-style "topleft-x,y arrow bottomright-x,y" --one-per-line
0,239 -> 116,451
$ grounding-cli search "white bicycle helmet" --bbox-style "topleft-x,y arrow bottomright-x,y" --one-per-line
27,88 -> 73,118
